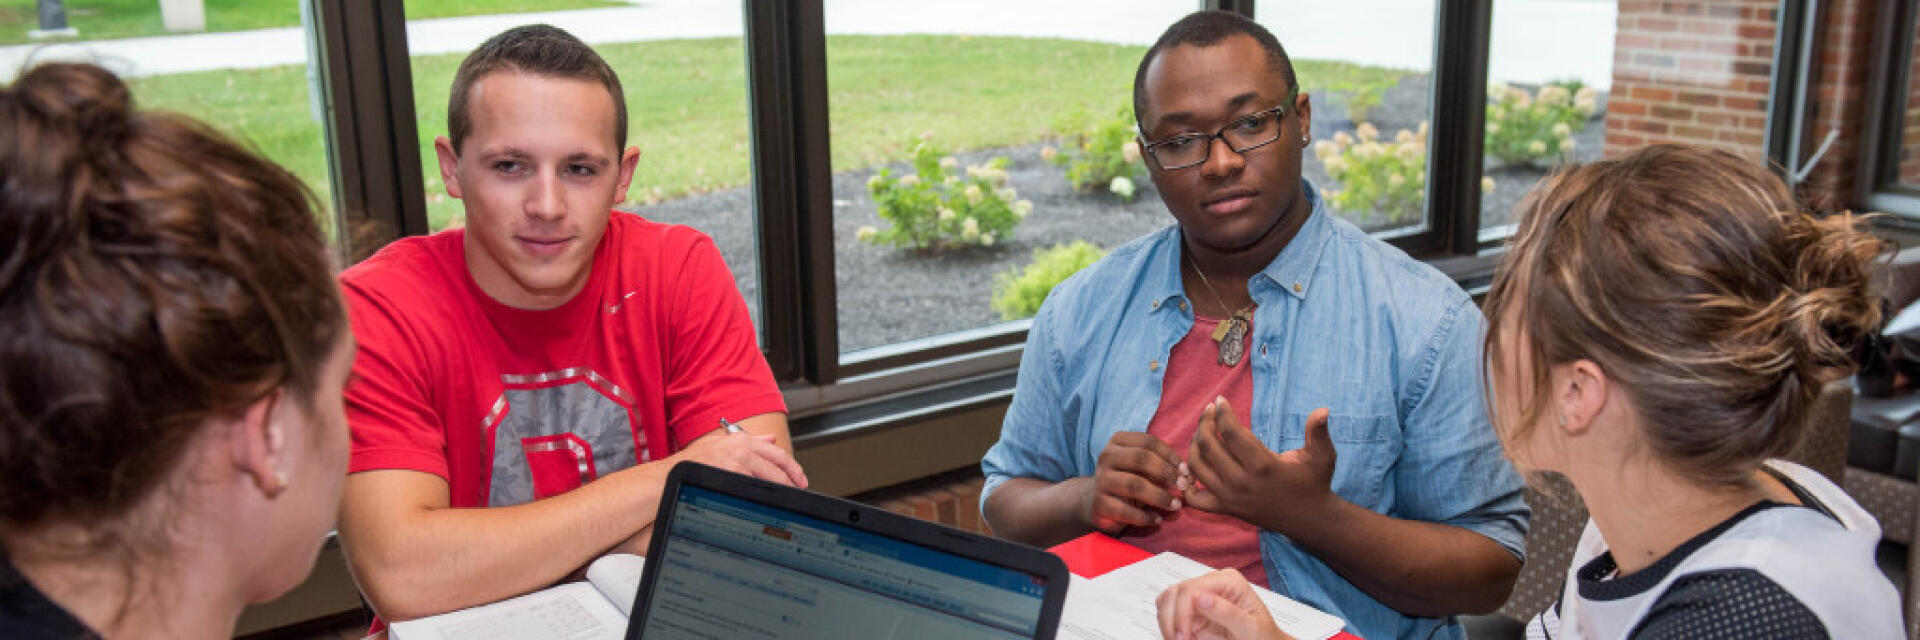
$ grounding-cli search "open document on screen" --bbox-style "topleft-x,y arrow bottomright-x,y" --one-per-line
635,485 -> 1051,640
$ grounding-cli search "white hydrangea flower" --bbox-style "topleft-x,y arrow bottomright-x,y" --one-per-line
1110,176 -> 1136,200
1528,139 -> 1548,155
961,217 -> 980,241
1333,131 -> 1355,148
1388,174 -> 1406,188
1395,129 -> 1415,144
856,225 -> 878,242
938,207 -> 957,222
1358,142 -> 1385,159
1539,85 -> 1571,107
981,232 -> 996,246
1481,176 -> 1496,193
1013,199 -> 1033,219
940,156 -> 958,169
1324,155 -> 1348,174
1312,140 -> 1336,161
1418,120 -> 1431,138
1561,137 -> 1577,152
900,175 -> 920,187
997,188 -> 1017,202
1395,144 -> 1421,163
965,184 -> 984,205
1490,106 -> 1506,121
1356,122 -> 1379,142
867,175 -> 883,190
1552,122 -> 1572,138
943,175 -> 959,187
1488,82 -> 1512,99
1040,146 -> 1058,162
1487,122 -> 1502,134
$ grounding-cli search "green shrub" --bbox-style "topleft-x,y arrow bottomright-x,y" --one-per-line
1047,103 -> 1146,201
860,137 -> 1033,251
991,241 -> 1108,320
1313,122 -> 1429,228
1484,82 -> 1598,167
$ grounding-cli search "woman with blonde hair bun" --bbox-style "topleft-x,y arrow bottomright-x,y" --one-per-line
1155,144 -> 1902,639
0,62 -> 353,638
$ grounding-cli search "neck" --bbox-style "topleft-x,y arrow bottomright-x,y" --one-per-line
1570,457 -> 1768,577
9,524 -> 246,639
1181,189 -> 1310,314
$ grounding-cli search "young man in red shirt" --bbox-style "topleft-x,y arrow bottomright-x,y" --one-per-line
336,25 -> 804,622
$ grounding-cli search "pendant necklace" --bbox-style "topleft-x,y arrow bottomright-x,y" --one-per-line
1186,253 -> 1255,367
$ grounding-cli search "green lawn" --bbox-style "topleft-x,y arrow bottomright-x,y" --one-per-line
0,0 -> 620,45
121,35 -> 1407,231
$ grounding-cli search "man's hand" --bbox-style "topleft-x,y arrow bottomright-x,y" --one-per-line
1085,431 -> 1185,534
1156,569 -> 1295,640
1185,400 -> 1336,533
671,430 -> 808,489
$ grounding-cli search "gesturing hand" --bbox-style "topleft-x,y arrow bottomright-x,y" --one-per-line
1184,399 -> 1336,533
1084,431 -> 1185,534
674,431 -> 809,489
1155,569 -> 1295,640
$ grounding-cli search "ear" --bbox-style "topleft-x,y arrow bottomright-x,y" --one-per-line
613,145 -> 641,205
433,135 -> 464,200
228,389 -> 291,499
1554,359 -> 1609,438
1293,90 -> 1312,144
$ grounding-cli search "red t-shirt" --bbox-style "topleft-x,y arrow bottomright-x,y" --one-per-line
1127,313 -> 1268,588
339,210 -> 785,508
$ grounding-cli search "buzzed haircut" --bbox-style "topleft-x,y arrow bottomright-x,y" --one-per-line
1132,11 -> 1298,131
447,24 -> 627,153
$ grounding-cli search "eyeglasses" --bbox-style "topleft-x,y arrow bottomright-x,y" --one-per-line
1140,85 -> 1299,171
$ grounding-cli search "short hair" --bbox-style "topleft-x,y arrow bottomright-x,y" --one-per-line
1483,144 -> 1885,488
1133,11 -> 1298,131
447,24 -> 627,153
0,62 -> 345,531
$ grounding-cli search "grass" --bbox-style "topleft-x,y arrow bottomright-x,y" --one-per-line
119,35 -> 1408,231
0,0 -> 620,45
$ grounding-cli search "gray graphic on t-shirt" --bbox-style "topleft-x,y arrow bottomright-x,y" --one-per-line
486,372 -> 641,507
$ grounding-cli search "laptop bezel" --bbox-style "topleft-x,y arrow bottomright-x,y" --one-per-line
624,461 -> 1069,639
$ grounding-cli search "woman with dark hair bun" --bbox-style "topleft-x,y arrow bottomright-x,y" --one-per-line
0,62 -> 353,638
1156,145 -> 1903,639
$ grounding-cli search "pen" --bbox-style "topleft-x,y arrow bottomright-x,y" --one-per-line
719,417 -> 744,434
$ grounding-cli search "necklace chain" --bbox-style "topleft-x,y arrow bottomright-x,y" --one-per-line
1186,251 -> 1247,318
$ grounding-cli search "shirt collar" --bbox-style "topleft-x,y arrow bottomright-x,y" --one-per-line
1148,179 -> 1333,310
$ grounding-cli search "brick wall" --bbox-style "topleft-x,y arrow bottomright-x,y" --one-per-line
853,467 -> 991,536
1605,0 -> 1779,160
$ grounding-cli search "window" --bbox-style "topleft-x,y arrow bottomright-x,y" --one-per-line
1479,0 -> 1616,237
823,1 -> 1195,359
7,1 -> 341,243
1257,1 -> 1439,238
1863,0 -> 1920,214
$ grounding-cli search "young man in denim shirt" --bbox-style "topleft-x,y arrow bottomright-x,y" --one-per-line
980,12 -> 1528,639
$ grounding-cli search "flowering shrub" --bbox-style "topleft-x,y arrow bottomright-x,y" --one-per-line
990,241 -> 1108,320
1484,81 -> 1598,167
860,137 -> 1033,251
1047,104 -> 1146,201
1313,121 -> 1429,228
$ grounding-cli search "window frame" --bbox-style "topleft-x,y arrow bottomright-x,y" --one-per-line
1857,0 -> 1920,216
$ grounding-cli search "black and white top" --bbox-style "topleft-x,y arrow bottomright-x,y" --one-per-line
1528,460 -> 1901,639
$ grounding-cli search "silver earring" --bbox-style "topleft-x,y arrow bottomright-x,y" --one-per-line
1301,133 -> 1310,145
1557,414 -> 1568,427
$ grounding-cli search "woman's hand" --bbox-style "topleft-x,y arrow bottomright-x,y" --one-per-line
1154,569 -> 1295,640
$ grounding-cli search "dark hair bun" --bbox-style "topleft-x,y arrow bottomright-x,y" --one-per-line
11,62 -> 132,140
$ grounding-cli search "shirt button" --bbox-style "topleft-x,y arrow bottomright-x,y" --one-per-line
1293,282 -> 1303,293
1178,300 -> 1188,312
1151,300 -> 1160,310
1149,360 -> 1160,371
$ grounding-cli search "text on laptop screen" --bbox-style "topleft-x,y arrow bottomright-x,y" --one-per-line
637,485 -> 1049,639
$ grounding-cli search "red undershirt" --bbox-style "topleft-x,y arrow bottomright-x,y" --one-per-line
1126,312 -> 1268,588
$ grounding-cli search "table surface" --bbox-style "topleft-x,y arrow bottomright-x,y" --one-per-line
1048,532 -> 1362,640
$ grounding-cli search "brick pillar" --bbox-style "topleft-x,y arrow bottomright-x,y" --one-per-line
1901,25 -> 1920,185
1605,1 -> 1780,160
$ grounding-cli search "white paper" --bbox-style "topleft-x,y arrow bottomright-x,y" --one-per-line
388,581 -> 628,640
1059,552 -> 1345,640
584,553 -> 648,617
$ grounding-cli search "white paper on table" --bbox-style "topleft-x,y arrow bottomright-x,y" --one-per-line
585,553 -> 648,617
387,582 -> 626,640
1062,552 -> 1344,640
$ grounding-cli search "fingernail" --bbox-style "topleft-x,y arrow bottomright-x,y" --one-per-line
1197,594 -> 1215,610
1179,461 -> 1190,476
1170,498 -> 1182,510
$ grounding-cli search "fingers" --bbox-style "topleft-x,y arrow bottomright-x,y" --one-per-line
1089,491 -> 1162,532
1104,431 -> 1183,488
1209,397 -> 1263,469
692,432 -> 809,489
745,434 -> 810,488
1301,407 -> 1333,461
1181,570 -> 1289,640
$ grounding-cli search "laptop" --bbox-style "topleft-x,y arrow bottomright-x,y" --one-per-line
625,462 -> 1070,639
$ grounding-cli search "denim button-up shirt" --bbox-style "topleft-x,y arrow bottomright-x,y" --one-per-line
981,184 -> 1529,640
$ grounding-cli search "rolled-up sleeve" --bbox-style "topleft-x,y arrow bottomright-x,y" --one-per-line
980,300 -> 1078,514
1393,298 -> 1530,558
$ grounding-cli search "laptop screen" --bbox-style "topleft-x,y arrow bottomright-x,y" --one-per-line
634,485 -> 1051,639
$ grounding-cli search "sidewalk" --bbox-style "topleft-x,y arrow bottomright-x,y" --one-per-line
1,0 -> 1615,89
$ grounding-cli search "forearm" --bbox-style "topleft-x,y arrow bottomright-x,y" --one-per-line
982,477 -> 1096,548
1274,495 -> 1518,617
342,463 -> 673,620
